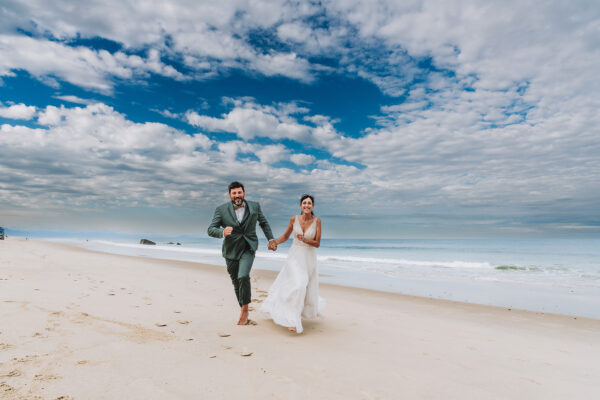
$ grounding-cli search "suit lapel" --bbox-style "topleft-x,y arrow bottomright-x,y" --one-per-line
240,200 -> 252,226
226,202 -> 239,226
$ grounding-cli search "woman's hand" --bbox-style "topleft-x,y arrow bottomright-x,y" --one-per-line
296,234 -> 305,242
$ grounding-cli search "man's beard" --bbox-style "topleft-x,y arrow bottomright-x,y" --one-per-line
232,197 -> 244,206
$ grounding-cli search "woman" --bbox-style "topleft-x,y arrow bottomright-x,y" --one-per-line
261,194 -> 325,333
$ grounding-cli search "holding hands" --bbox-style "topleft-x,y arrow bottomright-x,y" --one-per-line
225,225 -> 278,251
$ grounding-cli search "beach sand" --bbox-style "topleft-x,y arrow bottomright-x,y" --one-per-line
1,238 -> 599,399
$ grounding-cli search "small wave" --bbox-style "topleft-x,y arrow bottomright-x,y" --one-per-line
84,240 -> 224,256
322,245 -> 436,251
317,255 -> 492,269
495,265 -> 528,271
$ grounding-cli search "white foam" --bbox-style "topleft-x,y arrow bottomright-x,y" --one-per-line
318,255 -> 492,269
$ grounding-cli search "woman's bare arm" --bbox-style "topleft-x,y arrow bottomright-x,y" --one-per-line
274,217 -> 295,245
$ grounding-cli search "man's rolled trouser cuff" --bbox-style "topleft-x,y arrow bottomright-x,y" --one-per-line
238,276 -> 251,306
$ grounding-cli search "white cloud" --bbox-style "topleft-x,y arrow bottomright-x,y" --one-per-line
277,22 -> 312,43
0,1 -> 318,88
1,1 -> 600,234
53,95 -> 98,105
290,153 -> 315,165
3,0 -> 599,103
0,34 -> 185,93
556,225 -> 600,230
251,52 -> 313,82
0,103 -> 217,208
253,144 -> 289,164
0,103 -> 37,120
186,100 -> 313,142
0,102 -> 366,215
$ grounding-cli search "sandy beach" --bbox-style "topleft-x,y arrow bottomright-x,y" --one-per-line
1,238 -> 599,399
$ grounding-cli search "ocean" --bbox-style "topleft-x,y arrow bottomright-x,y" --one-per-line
54,236 -> 600,319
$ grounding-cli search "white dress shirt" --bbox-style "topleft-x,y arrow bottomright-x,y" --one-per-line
234,205 -> 245,223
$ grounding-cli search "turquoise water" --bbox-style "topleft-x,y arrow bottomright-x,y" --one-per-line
55,237 -> 600,319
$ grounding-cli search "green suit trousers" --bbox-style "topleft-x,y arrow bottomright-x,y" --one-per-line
225,247 -> 255,306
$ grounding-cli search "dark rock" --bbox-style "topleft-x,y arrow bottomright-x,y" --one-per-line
140,239 -> 156,245
176,242 -> 181,245
167,242 -> 175,245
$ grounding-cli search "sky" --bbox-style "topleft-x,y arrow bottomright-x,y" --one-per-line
1,0 -> 599,238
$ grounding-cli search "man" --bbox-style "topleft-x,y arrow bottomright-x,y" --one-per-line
208,181 -> 277,325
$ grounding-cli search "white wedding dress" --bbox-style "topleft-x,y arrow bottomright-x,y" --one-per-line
261,216 -> 325,333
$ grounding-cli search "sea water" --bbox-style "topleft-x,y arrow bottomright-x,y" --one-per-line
54,237 -> 600,319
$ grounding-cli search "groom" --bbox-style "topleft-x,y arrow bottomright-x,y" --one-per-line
208,181 -> 277,325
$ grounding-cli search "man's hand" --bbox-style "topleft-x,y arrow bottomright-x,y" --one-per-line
223,226 -> 233,237
268,240 -> 277,251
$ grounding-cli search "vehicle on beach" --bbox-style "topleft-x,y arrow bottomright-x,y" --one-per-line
0,227 -> 4,240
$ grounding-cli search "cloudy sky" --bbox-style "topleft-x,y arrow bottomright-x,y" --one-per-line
1,0 -> 599,238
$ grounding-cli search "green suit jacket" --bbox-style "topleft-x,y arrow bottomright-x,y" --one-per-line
207,200 -> 274,260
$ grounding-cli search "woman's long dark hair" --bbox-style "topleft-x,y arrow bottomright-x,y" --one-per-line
300,194 -> 315,216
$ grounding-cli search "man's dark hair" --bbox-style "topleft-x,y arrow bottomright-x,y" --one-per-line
228,181 -> 245,193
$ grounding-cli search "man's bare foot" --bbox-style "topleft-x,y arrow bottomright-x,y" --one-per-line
237,304 -> 249,325
288,327 -> 297,332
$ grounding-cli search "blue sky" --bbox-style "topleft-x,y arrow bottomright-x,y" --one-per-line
1,0 -> 599,238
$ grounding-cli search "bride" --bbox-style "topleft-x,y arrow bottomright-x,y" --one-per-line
261,194 -> 325,333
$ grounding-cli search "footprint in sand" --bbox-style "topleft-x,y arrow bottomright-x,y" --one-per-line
14,355 -> 38,363
176,320 -> 190,325
155,323 -> 167,327
0,382 -> 16,394
218,332 -> 231,337
239,348 -> 253,357
0,343 -> 14,350
34,374 -> 61,381
1,370 -> 21,378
